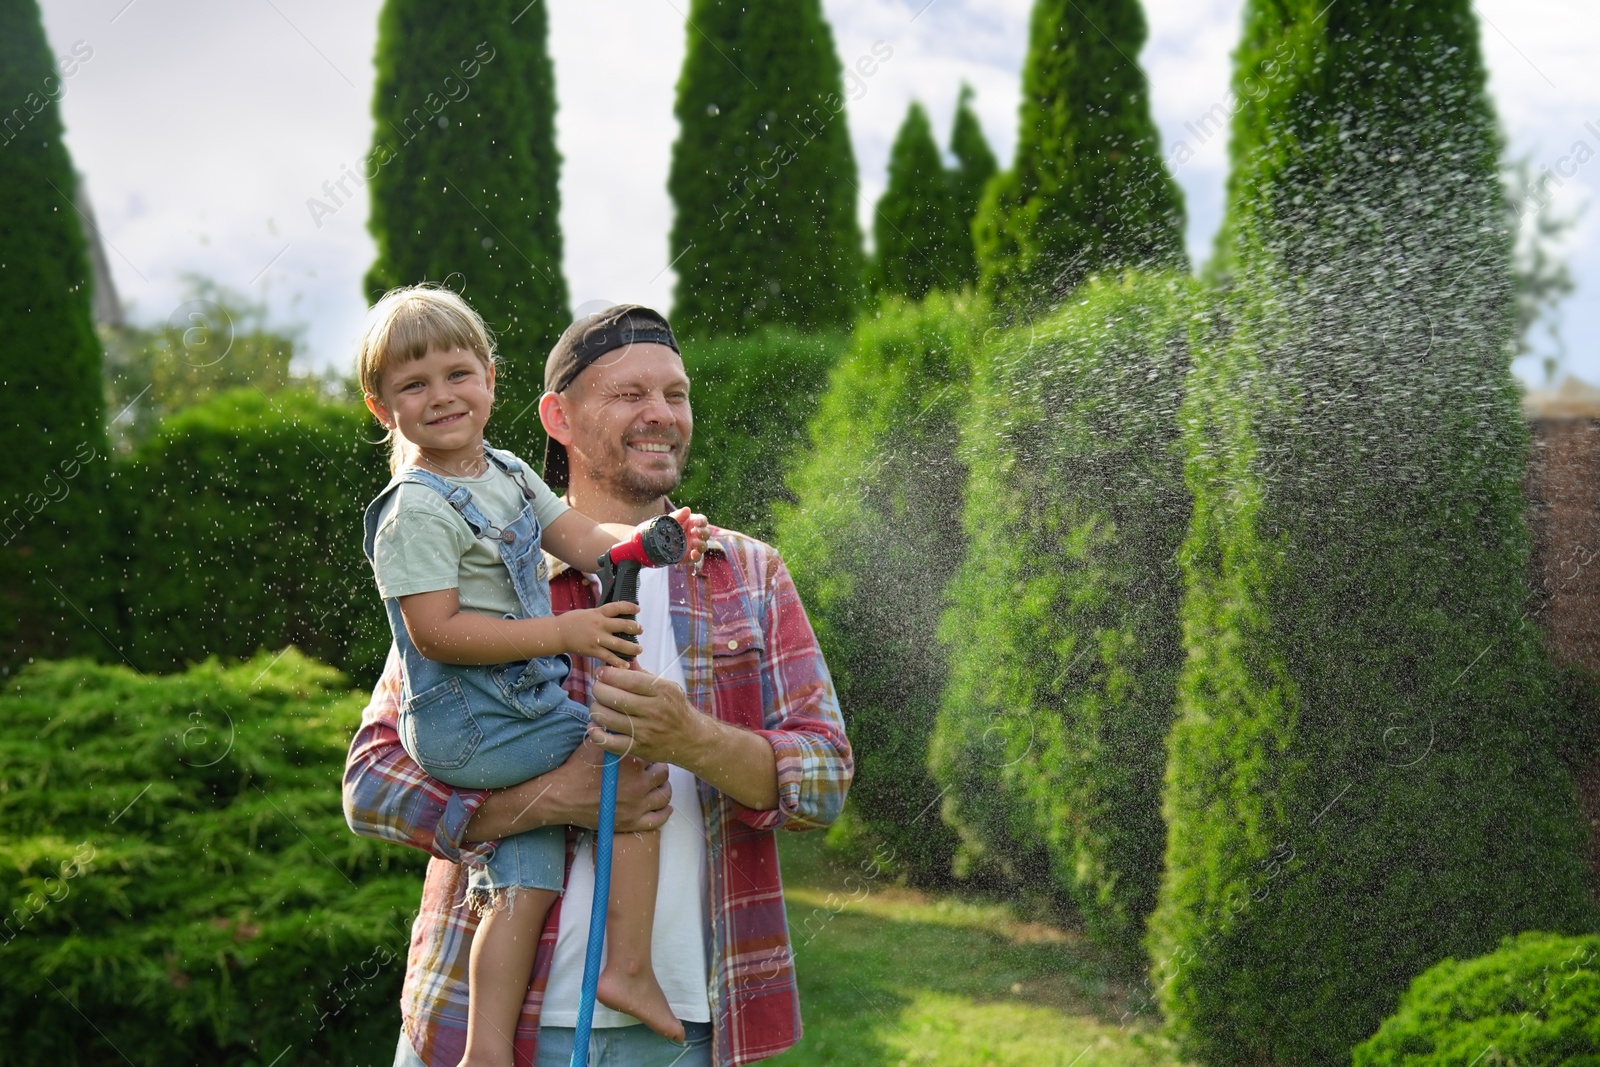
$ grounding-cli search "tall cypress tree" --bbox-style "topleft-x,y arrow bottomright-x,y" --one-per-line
1150,2 -> 1597,1063
947,84 -> 997,291
0,1 -> 110,667
975,0 -> 1184,315
870,102 -> 962,301
365,0 -> 566,456
667,0 -> 863,337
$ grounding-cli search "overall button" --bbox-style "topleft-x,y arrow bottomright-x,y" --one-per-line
500,529 -> 516,543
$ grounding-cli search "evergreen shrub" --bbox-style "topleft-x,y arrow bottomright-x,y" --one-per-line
114,388 -> 391,685
932,272 -> 1197,955
871,102 -> 963,301
1353,933 -> 1600,1067
0,650 -> 423,1065
0,0 -> 112,668
675,327 -> 848,541
776,294 -> 977,884
947,84 -> 998,292
975,0 -> 1184,316
667,0 -> 862,336
1149,2 -> 1598,1062
365,0 -> 567,458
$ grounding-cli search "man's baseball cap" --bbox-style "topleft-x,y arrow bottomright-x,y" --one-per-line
541,304 -> 680,489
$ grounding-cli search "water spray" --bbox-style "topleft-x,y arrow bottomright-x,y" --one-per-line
569,514 -> 685,1067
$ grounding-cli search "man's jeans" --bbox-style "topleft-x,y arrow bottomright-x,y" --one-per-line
392,1022 -> 713,1067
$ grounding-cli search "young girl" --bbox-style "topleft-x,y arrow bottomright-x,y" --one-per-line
356,285 -> 699,1064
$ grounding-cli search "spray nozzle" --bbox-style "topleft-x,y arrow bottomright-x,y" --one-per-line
599,514 -> 687,573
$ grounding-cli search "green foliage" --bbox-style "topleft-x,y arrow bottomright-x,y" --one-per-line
775,295 -> 977,884
114,388 -> 391,686
975,0 -> 1185,315
1149,4 -> 1598,1063
871,102 -> 963,301
932,273 -> 1197,958
947,84 -> 998,292
667,0 -> 863,337
674,327 -> 848,542
0,0 -> 112,669
365,1 -> 566,458
101,277 -> 315,456
0,650 -> 423,1065
1352,932 -> 1600,1067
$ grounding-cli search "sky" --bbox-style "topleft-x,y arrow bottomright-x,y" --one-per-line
33,0 -> 1600,386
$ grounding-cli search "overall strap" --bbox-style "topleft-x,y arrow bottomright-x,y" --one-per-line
389,466 -> 497,539
483,442 -> 541,504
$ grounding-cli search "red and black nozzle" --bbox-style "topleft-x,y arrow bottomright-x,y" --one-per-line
595,516 -> 687,662
601,514 -> 687,572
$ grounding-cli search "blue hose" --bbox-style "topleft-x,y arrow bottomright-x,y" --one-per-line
568,749 -> 619,1067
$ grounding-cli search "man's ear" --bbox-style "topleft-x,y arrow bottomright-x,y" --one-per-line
363,392 -> 394,429
539,391 -> 573,445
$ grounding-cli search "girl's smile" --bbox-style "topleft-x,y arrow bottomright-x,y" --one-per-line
363,346 -> 497,475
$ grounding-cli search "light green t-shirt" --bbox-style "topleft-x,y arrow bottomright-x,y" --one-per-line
371,455 -> 569,618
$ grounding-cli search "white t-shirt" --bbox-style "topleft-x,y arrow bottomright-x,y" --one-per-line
540,565 -> 712,1027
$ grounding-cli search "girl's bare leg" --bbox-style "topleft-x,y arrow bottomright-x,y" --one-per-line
594,828 -> 682,1041
459,887 -> 557,1067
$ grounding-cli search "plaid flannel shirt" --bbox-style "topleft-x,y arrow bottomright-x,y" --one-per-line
342,529 -> 852,1067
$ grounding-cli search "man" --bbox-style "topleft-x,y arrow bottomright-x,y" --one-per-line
344,304 -> 852,1067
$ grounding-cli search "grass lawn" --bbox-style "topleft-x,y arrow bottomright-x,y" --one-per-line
769,832 -> 1190,1067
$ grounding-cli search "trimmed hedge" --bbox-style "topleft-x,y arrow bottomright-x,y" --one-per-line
931,273 -> 1197,956
1353,932 -> 1600,1067
1148,3 -> 1598,1063
675,328 -> 848,542
775,294 -> 977,884
114,388 -> 391,685
0,650 -> 423,1065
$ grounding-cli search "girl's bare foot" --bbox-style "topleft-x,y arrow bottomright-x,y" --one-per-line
596,960 -> 684,1043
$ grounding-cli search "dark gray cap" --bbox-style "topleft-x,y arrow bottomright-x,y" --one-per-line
541,304 -> 679,489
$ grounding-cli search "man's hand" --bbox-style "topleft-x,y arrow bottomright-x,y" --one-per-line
463,741 -> 671,842
588,665 -> 780,812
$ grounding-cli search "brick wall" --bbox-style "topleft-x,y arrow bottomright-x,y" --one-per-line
1524,378 -> 1600,900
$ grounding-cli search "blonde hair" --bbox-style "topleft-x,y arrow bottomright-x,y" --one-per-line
356,285 -> 499,473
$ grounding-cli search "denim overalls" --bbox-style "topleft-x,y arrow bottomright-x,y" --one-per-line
362,445 -> 590,897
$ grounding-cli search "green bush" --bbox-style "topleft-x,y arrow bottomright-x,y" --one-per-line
667,0 -> 863,336
114,388 -> 391,685
1353,932 -> 1600,1067
676,327 -> 848,541
0,650 -> 424,1065
1,0 -> 112,669
365,0 -> 567,458
775,294 -> 977,884
1148,3 -> 1598,1063
975,0 -> 1185,316
871,102 -> 964,302
931,273 -> 1197,957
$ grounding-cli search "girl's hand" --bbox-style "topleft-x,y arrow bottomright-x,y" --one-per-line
668,506 -> 710,564
559,602 -> 641,668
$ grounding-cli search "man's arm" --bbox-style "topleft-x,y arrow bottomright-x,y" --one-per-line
586,539 -> 852,831
343,644 -> 672,859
